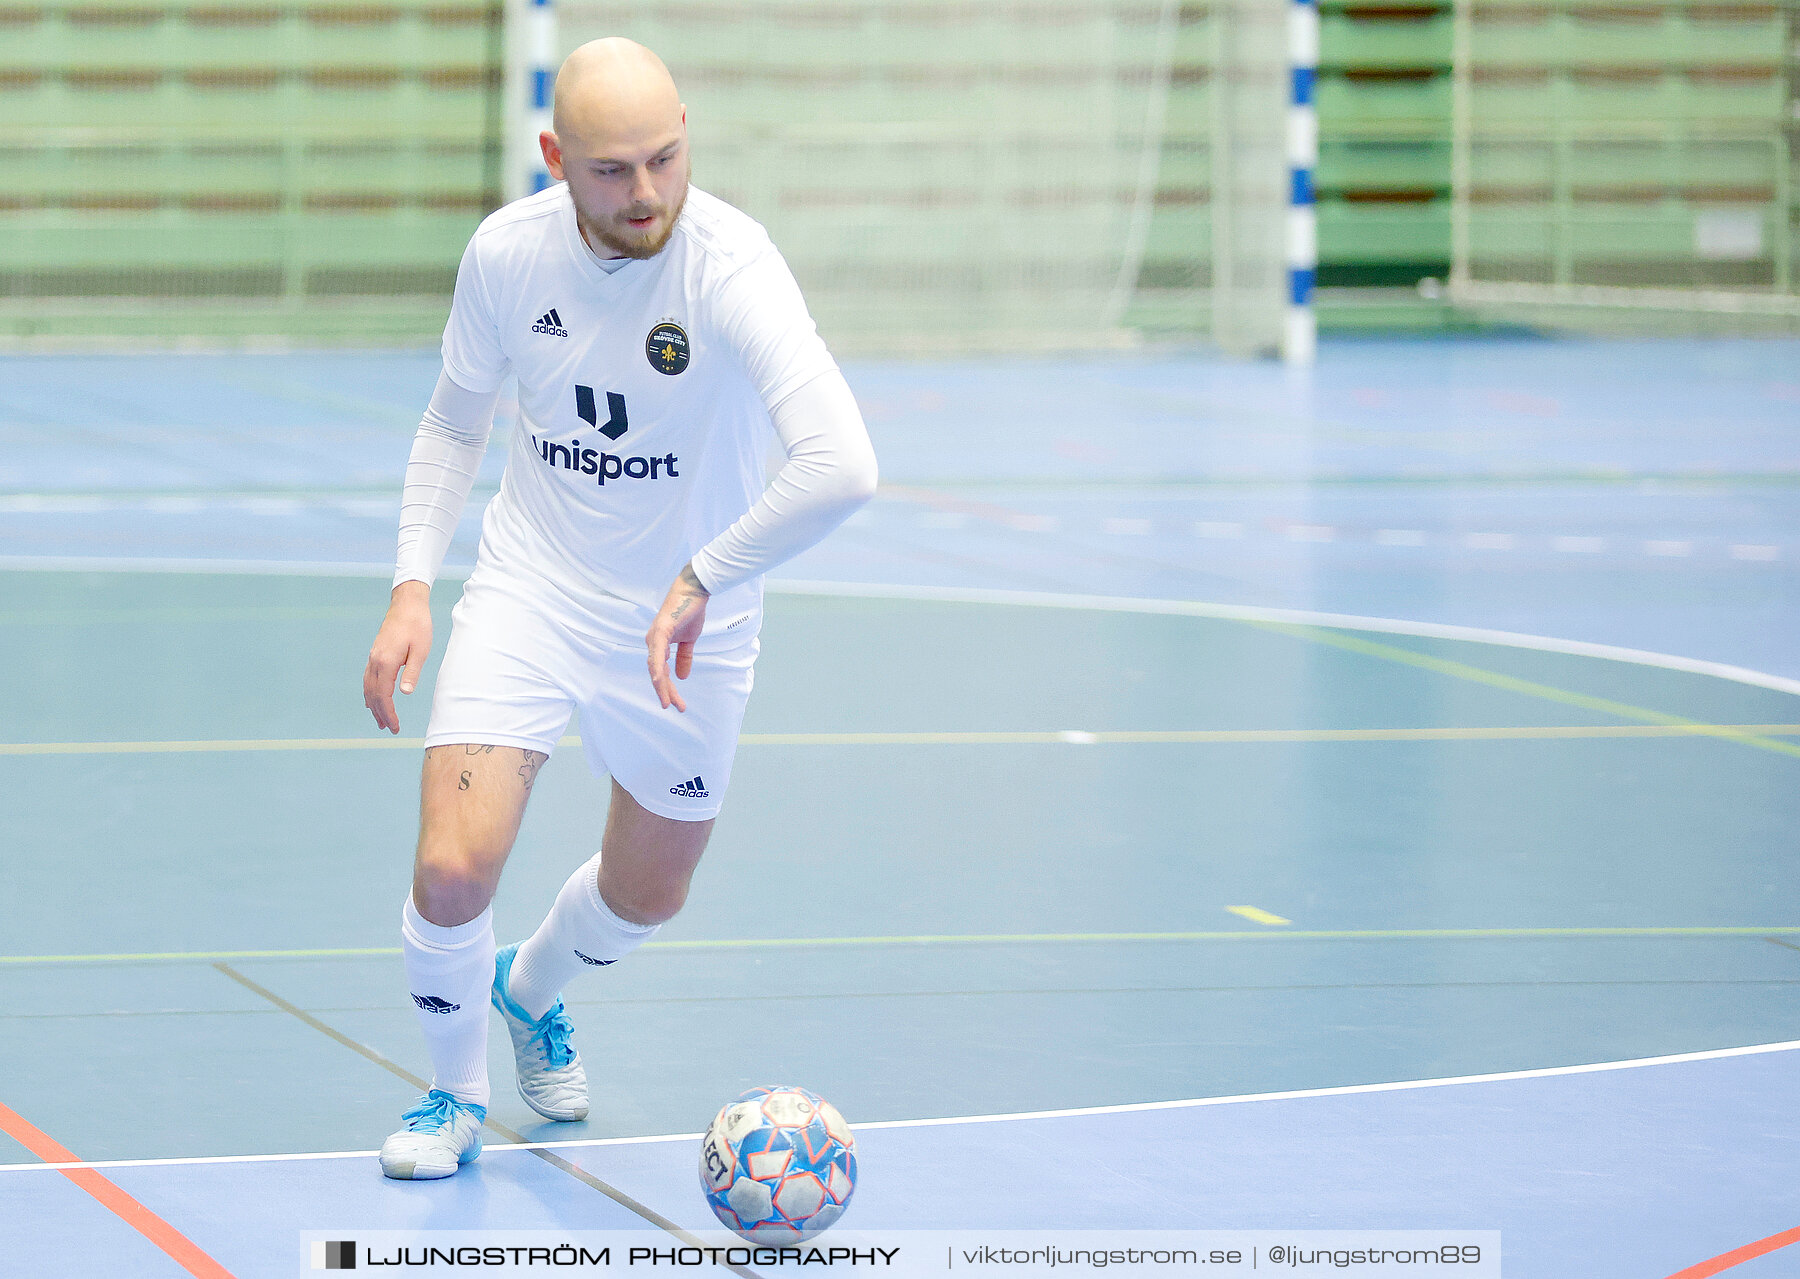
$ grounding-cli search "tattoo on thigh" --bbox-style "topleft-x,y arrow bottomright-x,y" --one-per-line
433,744 -> 536,795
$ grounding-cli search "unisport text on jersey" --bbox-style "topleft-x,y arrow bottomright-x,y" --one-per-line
530,432 -> 681,486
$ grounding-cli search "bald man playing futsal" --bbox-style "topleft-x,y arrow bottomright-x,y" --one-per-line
361,39 -> 877,1179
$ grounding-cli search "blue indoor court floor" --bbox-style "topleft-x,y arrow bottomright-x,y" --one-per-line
1,337 -> 1797,1277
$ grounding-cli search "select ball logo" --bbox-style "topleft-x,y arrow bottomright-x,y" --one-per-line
646,322 -> 690,375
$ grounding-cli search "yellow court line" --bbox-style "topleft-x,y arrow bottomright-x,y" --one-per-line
1227,906 -> 1292,926
1256,622 -> 1800,761
4,925 -> 1798,966
3,725 -> 1799,756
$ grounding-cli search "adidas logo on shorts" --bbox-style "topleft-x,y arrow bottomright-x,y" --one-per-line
669,775 -> 710,799
573,949 -> 615,966
412,994 -> 460,1014
532,308 -> 570,338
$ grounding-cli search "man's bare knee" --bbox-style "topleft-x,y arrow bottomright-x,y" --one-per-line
413,841 -> 505,925
597,875 -> 689,927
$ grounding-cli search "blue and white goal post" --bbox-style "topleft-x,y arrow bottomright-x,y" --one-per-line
503,0 -> 558,204
1285,0 -> 1319,365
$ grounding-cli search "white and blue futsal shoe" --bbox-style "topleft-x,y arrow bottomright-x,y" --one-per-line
491,942 -> 590,1121
379,1089 -> 486,1180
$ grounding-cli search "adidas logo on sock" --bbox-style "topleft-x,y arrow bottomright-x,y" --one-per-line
412,994 -> 460,1014
532,308 -> 569,338
573,949 -> 615,966
668,775 -> 710,799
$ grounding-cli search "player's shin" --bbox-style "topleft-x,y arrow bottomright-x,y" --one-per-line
506,850 -> 661,1019
401,896 -> 496,1107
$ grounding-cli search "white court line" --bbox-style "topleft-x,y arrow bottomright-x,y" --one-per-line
0,562 -> 1794,697
766,579 -> 1800,698
1462,532 -> 1517,551
3,1037 -> 1794,1177
848,1036 -> 1800,1130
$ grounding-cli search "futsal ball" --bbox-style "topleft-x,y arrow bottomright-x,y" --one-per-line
699,1085 -> 857,1242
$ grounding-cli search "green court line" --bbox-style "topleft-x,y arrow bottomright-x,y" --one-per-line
1081,725 -> 1800,743
5,724 -> 1799,756
1,737 -> 426,756
1256,622 -> 1800,760
5,925 -> 1798,966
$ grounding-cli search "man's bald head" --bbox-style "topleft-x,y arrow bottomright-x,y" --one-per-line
553,38 -> 681,153
540,38 -> 689,260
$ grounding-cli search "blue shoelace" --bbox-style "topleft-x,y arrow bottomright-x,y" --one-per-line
401,1091 -> 468,1133
528,1004 -> 577,1069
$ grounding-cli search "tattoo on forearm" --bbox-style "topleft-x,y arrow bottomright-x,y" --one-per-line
670,596 -> 695,623
459,770 -> 471,791
518,750 -> 548,791
464,744 -> 495,756
679,564 -> 709,595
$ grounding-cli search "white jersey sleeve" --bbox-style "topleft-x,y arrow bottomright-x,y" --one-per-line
711,247 -> 840,411
393,370 -> 500,589
684,246 -> 874,593
689,369 -> 878,594
441,236 -> 511,394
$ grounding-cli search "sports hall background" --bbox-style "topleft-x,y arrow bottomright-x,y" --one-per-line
5,0 -> 1793,345
2,4 -> 1799,1279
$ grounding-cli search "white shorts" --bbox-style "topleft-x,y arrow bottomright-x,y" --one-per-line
424,575 -> 757,821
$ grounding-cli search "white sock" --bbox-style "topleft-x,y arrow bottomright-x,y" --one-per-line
402,896 -> 495,1109
507,851 -> 660,1020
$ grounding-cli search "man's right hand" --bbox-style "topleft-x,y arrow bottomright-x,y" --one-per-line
364,580 -> 433,734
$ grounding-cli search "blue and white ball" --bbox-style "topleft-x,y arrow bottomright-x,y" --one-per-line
699,1086 -> 857,1242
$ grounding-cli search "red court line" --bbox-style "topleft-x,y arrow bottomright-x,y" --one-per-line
1665,1226 -> 1800,1279
0,1099 -> 236,1278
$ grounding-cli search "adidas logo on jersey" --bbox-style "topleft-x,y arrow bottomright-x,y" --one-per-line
669,775 -> 709,799
532,308 -> 569,338
573,949 -> 616,966
412,994 -> 460,1014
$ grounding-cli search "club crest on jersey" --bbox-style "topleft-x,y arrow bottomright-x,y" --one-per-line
646,322 -> 689,375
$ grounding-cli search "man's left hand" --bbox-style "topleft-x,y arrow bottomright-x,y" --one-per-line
646,562 -> 710,712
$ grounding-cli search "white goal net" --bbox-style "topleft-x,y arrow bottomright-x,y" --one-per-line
511,0 -> 1295,354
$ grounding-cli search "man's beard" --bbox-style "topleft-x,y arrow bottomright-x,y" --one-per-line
576,176 -> 689,261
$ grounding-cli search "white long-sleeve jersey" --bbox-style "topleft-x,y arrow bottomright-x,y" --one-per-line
395,183 -> 877,650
